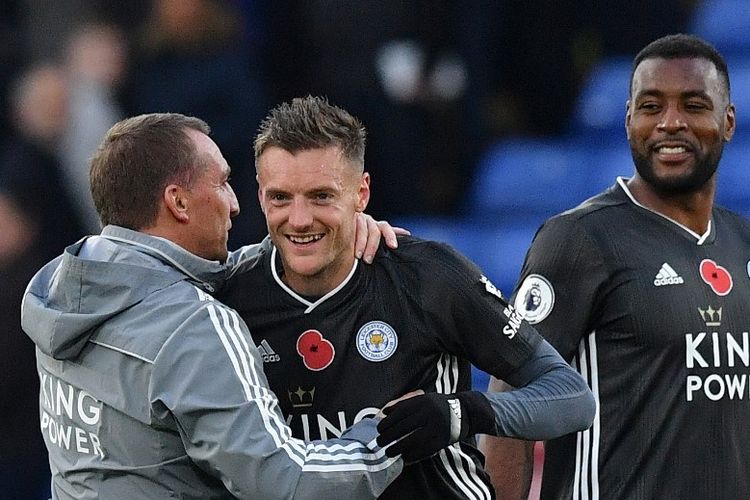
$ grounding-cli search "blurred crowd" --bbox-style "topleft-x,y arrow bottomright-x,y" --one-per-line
0,0 -> 695,498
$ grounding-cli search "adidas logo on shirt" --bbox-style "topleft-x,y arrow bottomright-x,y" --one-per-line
653,262 -> 684,286
258,339 -> 280,363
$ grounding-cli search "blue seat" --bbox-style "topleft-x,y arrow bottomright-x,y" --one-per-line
462,221 -> 538,297
392,215 -> 539,297
728,59 -> 750,140
716,139 -> 750,217
690,0 -> 750,57
468,137 -> 631,222
472,366 -> 491,391
469,138 -> 590,221
568,57 -> 632,139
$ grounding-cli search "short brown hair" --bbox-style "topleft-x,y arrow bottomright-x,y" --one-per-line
254,96 -> 366,170
90,113 -> 210,229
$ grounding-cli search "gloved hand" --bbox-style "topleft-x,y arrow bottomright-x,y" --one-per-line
376,391 -> 495,463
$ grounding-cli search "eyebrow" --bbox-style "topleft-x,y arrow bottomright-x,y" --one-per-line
636,89 -> 711,100
263,185 -> 335,197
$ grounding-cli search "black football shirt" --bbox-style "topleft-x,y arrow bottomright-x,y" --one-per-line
512,178 -> 750,500
221,235 -> 542,500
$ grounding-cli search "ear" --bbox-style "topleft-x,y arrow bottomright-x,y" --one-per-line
724,103 -> 736,142
256,174 -> 266,214
164,184 -> 190,223
624,100 -> 632,140
356,172 -> 371,212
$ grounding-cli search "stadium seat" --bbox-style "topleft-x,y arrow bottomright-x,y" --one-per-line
728,58 -> 750,140
392,215 -> 539,297
468,137 -> 631,222
471,366 -> 491,391
468,138 -> 590,221
568,57 -> 632,139
690,0 -> 750,57
716,138 -> 750,217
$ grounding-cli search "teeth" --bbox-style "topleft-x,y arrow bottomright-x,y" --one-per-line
289,234 -> 323,244
658,146 -> 687,154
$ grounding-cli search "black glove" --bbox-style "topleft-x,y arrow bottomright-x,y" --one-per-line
376,391 -> 495,463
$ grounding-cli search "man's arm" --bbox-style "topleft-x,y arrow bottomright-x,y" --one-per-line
153,302 -> 403,499
377,339 -> 594,461
481,339 -> 595,439
475,216 -> 603,499
478,377 -> 534,500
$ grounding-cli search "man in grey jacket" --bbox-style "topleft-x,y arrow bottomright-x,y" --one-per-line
21,113 -> 404,499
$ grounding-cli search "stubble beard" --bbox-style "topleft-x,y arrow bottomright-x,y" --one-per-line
629,143 -> 723,195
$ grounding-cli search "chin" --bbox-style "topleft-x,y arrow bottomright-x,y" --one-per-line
286,258 -> 322,277
633,151 -> 718,195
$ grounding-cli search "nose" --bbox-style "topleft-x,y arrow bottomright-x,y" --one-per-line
228,183 -> 240,217
657,104 -> 688,134
288,198 -> 312,229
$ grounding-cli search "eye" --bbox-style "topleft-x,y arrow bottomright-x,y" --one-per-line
685,101 -> 708,111
315,192 -> 332,201
638,101 -> 660,112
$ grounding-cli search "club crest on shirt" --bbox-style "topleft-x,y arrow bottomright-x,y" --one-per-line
356,321 -> 398,362
514,274 -> 555,325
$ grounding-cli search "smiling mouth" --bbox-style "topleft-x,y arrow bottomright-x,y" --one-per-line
287,234 -> 324,244
651,142 -> 695,163
656,146 -> 687,154
652,140 -> 693,154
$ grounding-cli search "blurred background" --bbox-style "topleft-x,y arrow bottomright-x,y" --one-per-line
3,1 -> 750,498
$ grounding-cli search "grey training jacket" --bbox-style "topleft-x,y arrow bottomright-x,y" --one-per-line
22,225 -> 402,499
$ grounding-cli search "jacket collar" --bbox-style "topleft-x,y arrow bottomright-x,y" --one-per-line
99,225 -> 230,293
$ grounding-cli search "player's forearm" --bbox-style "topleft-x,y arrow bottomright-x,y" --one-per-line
188,412 -> 402,498
375,340 -> 594,462
293,418 -> 404,499
481,340 -> 596,439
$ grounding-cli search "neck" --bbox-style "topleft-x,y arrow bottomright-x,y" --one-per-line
277,251 -> 357,298
626,176 -> 715,234
142,224 -> 187,251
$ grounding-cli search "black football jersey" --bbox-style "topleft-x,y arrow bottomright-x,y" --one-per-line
221,235 -> 542,500
512,178 -> 750,500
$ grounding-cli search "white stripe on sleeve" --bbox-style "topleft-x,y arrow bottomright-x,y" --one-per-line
434,354 -> 491,500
